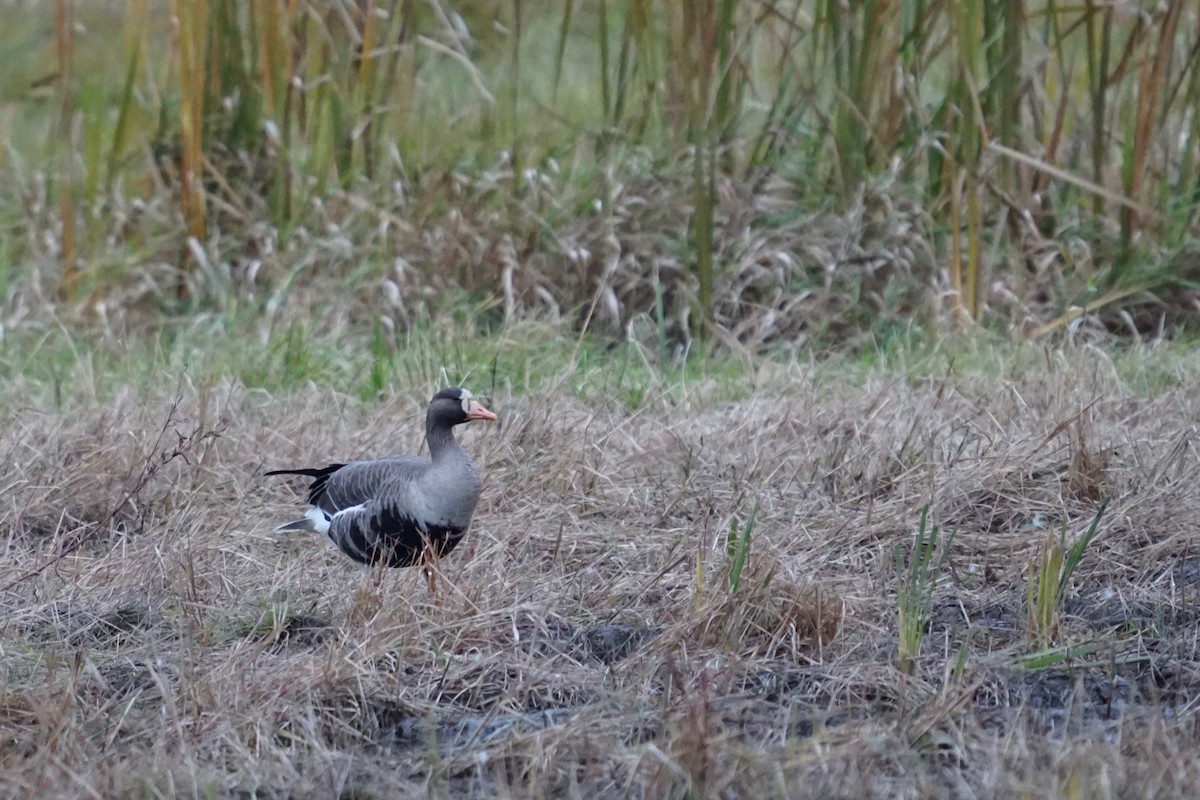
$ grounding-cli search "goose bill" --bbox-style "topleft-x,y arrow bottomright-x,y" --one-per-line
465,400 -> 497,422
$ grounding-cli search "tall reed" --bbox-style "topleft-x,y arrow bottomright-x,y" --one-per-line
22,2 -> 1200,324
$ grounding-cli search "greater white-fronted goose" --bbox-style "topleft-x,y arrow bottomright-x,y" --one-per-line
267,387 -> 497,578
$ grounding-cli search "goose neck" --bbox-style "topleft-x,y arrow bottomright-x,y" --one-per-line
426,422 -> 462,464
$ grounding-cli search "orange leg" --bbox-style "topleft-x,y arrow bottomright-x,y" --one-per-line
421,539 -> 442,604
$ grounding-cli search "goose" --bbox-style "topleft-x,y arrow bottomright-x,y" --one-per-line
267,387 -> 497,585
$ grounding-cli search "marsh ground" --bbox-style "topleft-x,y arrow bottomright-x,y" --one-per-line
3,329 -> 1200,798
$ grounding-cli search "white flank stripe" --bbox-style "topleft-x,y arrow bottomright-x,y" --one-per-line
330,503 -> 370,560
332,503 -> 367,521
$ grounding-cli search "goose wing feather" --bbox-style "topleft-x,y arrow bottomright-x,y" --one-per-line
294,456 -> 430,513
324,476 -> 449,567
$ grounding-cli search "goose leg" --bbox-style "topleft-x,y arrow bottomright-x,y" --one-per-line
421,539 -> 442,604
423,563 -> 438,596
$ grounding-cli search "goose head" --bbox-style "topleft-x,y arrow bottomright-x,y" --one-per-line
427,387 -> 497,430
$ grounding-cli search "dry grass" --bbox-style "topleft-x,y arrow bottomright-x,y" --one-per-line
3,340 -> 1200,798
2,144 -> 940,352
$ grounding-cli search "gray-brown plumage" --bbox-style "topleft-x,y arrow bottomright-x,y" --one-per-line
267,387 -> 496,569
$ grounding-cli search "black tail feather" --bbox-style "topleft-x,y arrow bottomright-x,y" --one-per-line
266,463 -> 346,506
265,465 -> 344,478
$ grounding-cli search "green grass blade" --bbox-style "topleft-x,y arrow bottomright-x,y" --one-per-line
1057,498 -> 1109,599
727,502 -> 757,593
552,0 -> 575,104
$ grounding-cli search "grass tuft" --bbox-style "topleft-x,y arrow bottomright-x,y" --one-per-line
724,500 -> 756,594
896,506 -> 957,675
1025,499 -> 1109,648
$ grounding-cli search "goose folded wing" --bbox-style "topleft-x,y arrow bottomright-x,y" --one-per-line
307,456 -> 429,513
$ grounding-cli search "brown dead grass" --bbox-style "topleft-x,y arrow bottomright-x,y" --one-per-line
2,153 -> 947,353
3,344 -> 1200,798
